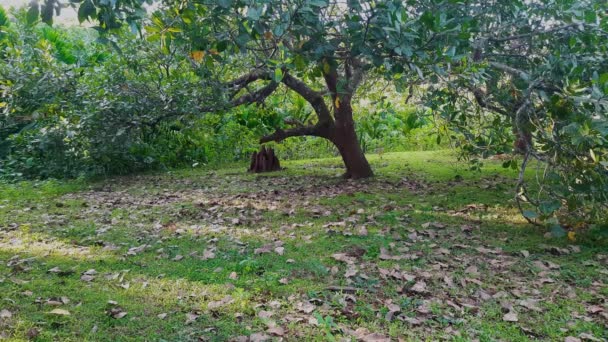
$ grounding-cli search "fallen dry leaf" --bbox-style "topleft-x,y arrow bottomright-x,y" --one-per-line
254,244 -> 273,255
106,304 -> 127,319
379,248 -> 402,261
586,305 -> 604,314
345,265 -> 358,278
410,281 -> 427,293
83,269 -> 97,276
48,308 -> 71,316
0,309 -> 12,319
112,311 -> 127,319
502,311 -> 518,322
26,328 -> 39,339
518,298 -> 543,312
422,222 -> 446,229
80,274 -> 95,282
207,295 -> 233,310
201,248 -> 216,260
267,326 -> 285,336
578,333 -> 601,341
249,332 -> 271,342
443,276 -> 455,288
296,301 -> 315,314
331,253 -> 356,264
185,312 -> 199,324
257,310 -> 274,319
464,265 -> 479,275
352,327 -> 391,342
47,266 -> 74,276
126,244 -> 147,256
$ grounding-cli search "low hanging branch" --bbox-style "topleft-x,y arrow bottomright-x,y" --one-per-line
144,76 -> 279,128
259,125 -> 321,143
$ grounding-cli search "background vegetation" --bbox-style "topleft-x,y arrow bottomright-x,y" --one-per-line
0,8 -> 439,180
1,0 -> 607,231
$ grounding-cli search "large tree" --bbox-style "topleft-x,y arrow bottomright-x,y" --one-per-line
32,0 -> 483,179
148,0 -> 480,179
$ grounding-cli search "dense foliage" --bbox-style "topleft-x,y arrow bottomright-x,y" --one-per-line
2,0 -> 607,230
423,0 -> 608,227
0,6 -> 426,179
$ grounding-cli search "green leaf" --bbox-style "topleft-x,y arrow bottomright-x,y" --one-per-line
539,199 -> 561,215
78,0 -> 96,23
0,6 -> 8,27
522,210 -> 538,219
216,40 -> 229,52
323,62 -> 330,74
218,0 -> 232,9
247,7 -> 261,21
550,224 -> 566,238
294,54 -> 306,70
589,149 -> 597,162
510,159 -> 518,170
274,68 -> 283,82
584,10 -> 596,24
27,0 -> 40,25
598,72 -> 608,86
420,11 -> 435,29
144,25 -> 160,34
445,46 -> 456,57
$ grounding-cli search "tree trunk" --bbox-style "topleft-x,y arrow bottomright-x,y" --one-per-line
257,69 -> 373,179
331,99 -> 374,179
333,131 -> 374,179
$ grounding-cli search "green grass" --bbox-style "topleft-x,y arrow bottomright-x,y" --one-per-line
1,151 -> 606,341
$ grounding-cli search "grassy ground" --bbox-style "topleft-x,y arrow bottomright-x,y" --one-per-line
0,151 -> 606,341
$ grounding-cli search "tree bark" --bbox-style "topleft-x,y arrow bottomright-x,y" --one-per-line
333,127 -> 374,179
330,97 -> 374,179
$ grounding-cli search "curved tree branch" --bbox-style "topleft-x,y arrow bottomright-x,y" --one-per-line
143,67 -> 337,137
231,80 -> 279,106
145,75 -> 278,127
470,87 -> 512,118
488,62 -> 530,81
488,24 -> 578,43
228,70 -> 273,98
259,125 -> 321,143
281,73 -> 333,123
